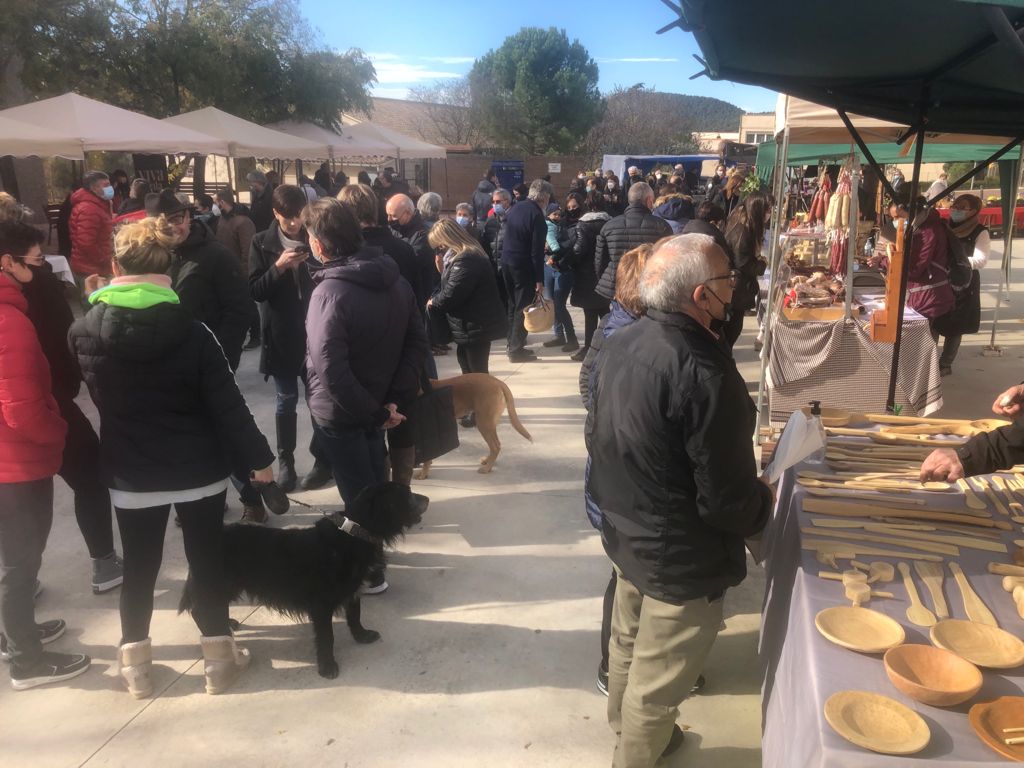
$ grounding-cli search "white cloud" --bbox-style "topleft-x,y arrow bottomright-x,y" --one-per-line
421,56 -> 474,65
371,86 -> 412,99
367,53 -> 462,84
598,57 -> 680,63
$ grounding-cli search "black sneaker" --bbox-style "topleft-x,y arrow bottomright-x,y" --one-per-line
691,674 -> 706,694
0,620 -> 66,662
299,462 -> 334,491
596,662 -> 609,696
570,347 -> 588,363
363,572 -> 389,595
662,724 -> 685,757
10,650 -> 90,690
460,413 -> 476,429
562,339 -> 580,353
542,336 -> 567,348
508,350 -> 537,363
257,481 -> 290,515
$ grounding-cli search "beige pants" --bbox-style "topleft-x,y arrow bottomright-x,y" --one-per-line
607,568 -> 724,768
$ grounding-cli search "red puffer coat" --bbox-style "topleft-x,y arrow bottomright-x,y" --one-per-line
0,278 -> 67,483
69,187 -> 113,277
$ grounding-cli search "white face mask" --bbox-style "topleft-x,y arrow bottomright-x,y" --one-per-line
211,204 -> 221,217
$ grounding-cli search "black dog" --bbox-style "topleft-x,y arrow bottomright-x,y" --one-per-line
180,482 -> 428,678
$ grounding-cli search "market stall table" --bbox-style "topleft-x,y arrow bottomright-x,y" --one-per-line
766,293 -> 941,427
760,444 -> 1024,766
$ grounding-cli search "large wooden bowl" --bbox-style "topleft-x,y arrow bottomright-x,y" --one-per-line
884,643 -> 982,706
824,690 -> 930,755
970,696 -> 1024,761
931,619 -> 1024,669
815,606 -> 906,654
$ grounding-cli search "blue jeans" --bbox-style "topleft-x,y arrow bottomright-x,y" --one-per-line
274,375 -> 300,416
313,423 -> 387,506
543,263 -> 576,340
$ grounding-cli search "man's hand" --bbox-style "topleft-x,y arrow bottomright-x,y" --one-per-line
383,403 -> 406,430
920,448 -> 964,482
274,248 -> 308,272
250,464 -> 275,485
535,281 -> 543,293
83,274 -> 108,294
992,383 -> 1024,417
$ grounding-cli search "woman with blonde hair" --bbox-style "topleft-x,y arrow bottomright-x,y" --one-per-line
69,218 -> 275,698
426,218 -> 506,378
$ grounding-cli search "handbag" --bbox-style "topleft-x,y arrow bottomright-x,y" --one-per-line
427,303 -> 453,345
523,291 -> 554,333
932,269 -> 981,337
410,373 -> 460,464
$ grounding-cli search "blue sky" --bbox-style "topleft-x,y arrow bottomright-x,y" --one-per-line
300,0 -> 778,113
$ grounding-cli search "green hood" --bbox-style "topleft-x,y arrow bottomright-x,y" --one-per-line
90,282 -> 180,309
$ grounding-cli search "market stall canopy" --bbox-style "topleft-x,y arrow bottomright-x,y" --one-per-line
0,93 -> 229,155
674,1 -> 1024,136
163,107 -> 328,159
264,121 -> 396,160
343,121 -> 447,160
0,115 -> 86,159
601,154 -> 721,185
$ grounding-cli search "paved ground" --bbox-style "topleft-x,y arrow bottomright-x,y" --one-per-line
2,240 -> 1021,767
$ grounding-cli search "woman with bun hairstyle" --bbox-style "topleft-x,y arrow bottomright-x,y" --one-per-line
69,218 -> 275,697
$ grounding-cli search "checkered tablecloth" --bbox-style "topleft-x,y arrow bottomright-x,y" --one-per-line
767,316 -> 942,427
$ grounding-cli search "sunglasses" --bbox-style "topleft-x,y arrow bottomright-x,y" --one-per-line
704,269 -> 740,289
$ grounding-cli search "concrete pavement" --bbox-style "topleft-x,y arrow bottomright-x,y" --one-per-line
2,240 -> 1021,767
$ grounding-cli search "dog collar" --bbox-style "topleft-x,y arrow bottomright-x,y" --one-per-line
337,516 -> 380,544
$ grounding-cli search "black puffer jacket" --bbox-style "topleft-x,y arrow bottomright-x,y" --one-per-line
429,250 -> 507,345
362,225 -> 432,316
391,213 -> 437,297
69,287 -> 273,492
570,212 -> 612,310
305,247 -> 428,430
482,213 -> 508,270
594,204 -> 672,300
958,418 -> 1024,477
23,262 -> 81,402
585,310 -> 772,604
472,179 -> 496,227
248,223 -> 317,378
170,222 -> 253,371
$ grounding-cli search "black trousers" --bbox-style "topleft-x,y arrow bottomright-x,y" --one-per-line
57,398 -> 114,559
600,567 -> 616,672
501,263 -> 535,354
456,340 -> 491,375
116,490 -> 230,643
582,308 -> 603,351
0,478 -> 53,667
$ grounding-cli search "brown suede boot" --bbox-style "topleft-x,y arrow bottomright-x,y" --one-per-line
200,635 -> 251,695
118,638 -> 153,699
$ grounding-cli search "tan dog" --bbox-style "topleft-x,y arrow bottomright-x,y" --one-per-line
415,373 -> 532,478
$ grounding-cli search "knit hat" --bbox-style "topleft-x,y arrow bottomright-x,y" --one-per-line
145,188 -> 188,217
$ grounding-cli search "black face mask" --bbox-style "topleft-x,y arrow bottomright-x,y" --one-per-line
703,285 -> 733,333
565,209 -> 581,222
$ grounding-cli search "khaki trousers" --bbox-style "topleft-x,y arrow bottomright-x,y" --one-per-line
607,568 -> 724,768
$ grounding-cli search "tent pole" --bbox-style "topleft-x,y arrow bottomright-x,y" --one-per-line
754,116 -> 790,444
987,143 -> 1024,351
885,120 -> 927,413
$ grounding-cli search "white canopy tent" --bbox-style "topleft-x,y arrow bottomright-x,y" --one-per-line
265,121 -> 395,160
163,107 -> 329,159
343,121 -> 447,160
0,115 -> 86,159
0,93 -> 229,155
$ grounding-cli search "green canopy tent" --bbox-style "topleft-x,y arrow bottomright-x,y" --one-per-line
661,0 -> 1024,413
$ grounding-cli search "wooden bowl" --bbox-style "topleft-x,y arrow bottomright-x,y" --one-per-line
815,606 -> 906,654
824,690 -> 930,755
970,696 -> 1024,761
931,619 -> 1024,669
884,643 -> 982,706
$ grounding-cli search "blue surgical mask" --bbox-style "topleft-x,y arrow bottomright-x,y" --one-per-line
492,203 -> 505,216
949,209 -> 970,224
455,215 -> 470,227
101,186 -> 115,200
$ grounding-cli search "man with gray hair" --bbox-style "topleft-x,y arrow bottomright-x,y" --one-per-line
586,233 -> 772,767
499,179 -> 552,361
416,191 -> 442,227
246,170 -> 274,233
594,182 -> 672,307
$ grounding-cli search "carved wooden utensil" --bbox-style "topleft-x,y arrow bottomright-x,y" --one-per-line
898,562 -> 937,627
957,478 -> 988,511
914,561 -> 950,620
949,562 -> 998,627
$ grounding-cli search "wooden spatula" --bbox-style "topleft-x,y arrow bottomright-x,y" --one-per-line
956,478 -> 988,511
948,562 -> 998,627
913,561 -> 949,619
898,561 -> 937,627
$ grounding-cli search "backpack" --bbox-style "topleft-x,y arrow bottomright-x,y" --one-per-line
942,225 -> 972,291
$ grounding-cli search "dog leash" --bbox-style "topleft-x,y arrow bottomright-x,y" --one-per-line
335,515 -> 381,545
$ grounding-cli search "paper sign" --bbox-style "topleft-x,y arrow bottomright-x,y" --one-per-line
547,163 -> 561,174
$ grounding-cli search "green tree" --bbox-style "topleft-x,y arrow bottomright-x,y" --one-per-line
469,27 -> 603,155
3,0 -> 375,129
580,85 -> 700,162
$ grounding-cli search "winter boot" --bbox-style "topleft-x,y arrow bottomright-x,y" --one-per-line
275,413 -> 298,492
240,500 -> 268,524
118,638 -> 153,699
390,446 -> 417,487
201,635 -> 251,695
300,461 -> 333,490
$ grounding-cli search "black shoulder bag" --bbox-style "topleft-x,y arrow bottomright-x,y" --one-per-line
411,372 -> 460,464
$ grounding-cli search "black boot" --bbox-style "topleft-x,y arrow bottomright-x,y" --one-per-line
300,461 -> 334,490
275,414 -> 298,492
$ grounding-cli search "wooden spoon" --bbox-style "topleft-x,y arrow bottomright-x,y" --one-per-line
798,477 -> 952,492
972,476 -> 1010,516
957,478 -> 988,511
948,562 -> 998,627
802,487 -> 927,506
898,561 -> 937,627
991,476 -> 1017,508
914,561 -> 950,619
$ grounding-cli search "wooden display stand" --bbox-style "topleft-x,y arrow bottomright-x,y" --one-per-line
869,221 -> 905,342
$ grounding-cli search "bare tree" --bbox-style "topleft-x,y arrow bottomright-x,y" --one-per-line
409,77 -> 484,148
581,85 -> 700,163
